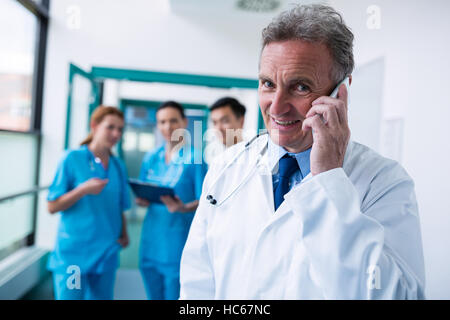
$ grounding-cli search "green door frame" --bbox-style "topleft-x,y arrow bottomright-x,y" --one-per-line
118,98 -> 209,158
91,66 -> 258,89
64,63 -> 102,149
65,65 -> 265,151
91,66 -> 265,130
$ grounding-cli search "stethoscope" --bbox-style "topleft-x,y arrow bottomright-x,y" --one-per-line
88,151 -> 123,183
205,131 -> 269,206
89,156 -> 103,172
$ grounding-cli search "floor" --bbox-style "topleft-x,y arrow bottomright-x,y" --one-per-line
22,268 -> 147,300
23,214 -> 149,300
113,268 -> 147,300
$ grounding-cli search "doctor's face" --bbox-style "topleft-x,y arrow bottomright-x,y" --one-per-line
156,107 -> 187,143
210,105 -> 244,146
258,40 -> 336,153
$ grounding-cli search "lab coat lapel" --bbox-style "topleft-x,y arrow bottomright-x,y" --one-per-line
253,143 -> 292,223
270,195 -> 292,224
254,149 -> 275,220
269,141 -> 355,224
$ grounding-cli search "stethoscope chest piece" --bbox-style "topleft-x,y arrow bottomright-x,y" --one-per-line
206,194 -> 217,205
90,157 -> 102,171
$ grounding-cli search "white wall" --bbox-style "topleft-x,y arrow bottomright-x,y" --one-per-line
37,0 -> 450,299
330,0 -> 450,299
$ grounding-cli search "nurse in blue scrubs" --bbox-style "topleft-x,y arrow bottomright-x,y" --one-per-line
47,106 -> 130,300
136,101 -> 207,300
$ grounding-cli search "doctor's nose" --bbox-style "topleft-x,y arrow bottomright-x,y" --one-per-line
268,89 -> 291,117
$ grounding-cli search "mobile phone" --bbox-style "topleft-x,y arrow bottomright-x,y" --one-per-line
311,76 -> 350,130
330,76 -> 350,98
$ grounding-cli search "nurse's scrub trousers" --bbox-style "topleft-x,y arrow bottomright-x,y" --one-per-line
52,270 -> 116,300
140,261 -> 180,300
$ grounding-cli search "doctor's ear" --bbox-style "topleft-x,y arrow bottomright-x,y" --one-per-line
349,75 -> 352,86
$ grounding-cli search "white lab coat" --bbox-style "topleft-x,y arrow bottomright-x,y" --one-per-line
180,134 -> 425,299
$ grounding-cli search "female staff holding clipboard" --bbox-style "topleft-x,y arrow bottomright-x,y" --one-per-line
136,101 -> 207,300
47,106 -> 130,300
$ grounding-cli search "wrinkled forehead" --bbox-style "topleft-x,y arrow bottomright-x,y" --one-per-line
258,40 -> 335,81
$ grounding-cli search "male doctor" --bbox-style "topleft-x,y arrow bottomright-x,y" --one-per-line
204,97 -> 247,165
210,97 -> 246,148
180,4 -> 425,299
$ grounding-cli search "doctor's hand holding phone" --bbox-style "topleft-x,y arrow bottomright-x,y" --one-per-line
302,76 -> 351,176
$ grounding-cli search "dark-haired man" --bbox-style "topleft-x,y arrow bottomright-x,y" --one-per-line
210,97 -> 246,148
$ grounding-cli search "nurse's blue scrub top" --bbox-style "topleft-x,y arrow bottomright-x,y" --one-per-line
47,146 -> 131,274
139,144 -> 207,267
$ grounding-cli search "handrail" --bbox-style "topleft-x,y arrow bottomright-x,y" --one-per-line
0,186 -> 49,203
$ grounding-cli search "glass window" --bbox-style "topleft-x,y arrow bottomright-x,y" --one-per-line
0,193 -> 34,254
123,106 -> 159,178
0,0 -> 48,263
0,0 -> 37,132
0,132 -> 38,197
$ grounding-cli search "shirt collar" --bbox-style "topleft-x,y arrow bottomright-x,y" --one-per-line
267,136 -> 311,178
160,143 -> 191,164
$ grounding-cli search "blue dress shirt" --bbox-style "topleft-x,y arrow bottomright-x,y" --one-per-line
268,138 -> 312,192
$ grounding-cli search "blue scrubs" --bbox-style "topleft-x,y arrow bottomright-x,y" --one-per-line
138,144 -> 207,300
47,145 -> 131,300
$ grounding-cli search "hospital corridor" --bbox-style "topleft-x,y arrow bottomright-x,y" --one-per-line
1,0 -> 450,302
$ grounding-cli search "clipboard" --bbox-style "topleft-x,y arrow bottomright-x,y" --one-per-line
128,178 -> 175,204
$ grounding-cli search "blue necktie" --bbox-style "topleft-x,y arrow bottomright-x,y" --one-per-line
274,154 -> 299,211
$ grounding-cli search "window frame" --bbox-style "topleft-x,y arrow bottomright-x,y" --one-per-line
0,0 -> 50,259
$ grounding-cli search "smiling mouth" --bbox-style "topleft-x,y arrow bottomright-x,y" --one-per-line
274,119 -> 300,125
271,117 -> 301,126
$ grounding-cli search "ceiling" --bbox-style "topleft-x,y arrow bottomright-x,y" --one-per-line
169,0 -> 325,17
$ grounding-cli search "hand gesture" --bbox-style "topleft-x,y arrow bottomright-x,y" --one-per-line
302,84 -> 350,176
117,233 -> 130,248
80,178 -> 109,195
135,197 -> 150,207
160,195 -> 186,213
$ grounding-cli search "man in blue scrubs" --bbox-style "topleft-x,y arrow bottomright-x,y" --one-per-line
136,101 -> 207,300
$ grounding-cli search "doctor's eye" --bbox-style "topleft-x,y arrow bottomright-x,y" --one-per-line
295,83 -> 310,94
261,79 -> 274,89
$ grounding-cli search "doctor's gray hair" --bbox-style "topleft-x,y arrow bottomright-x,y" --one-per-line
261,4 -> 354,83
